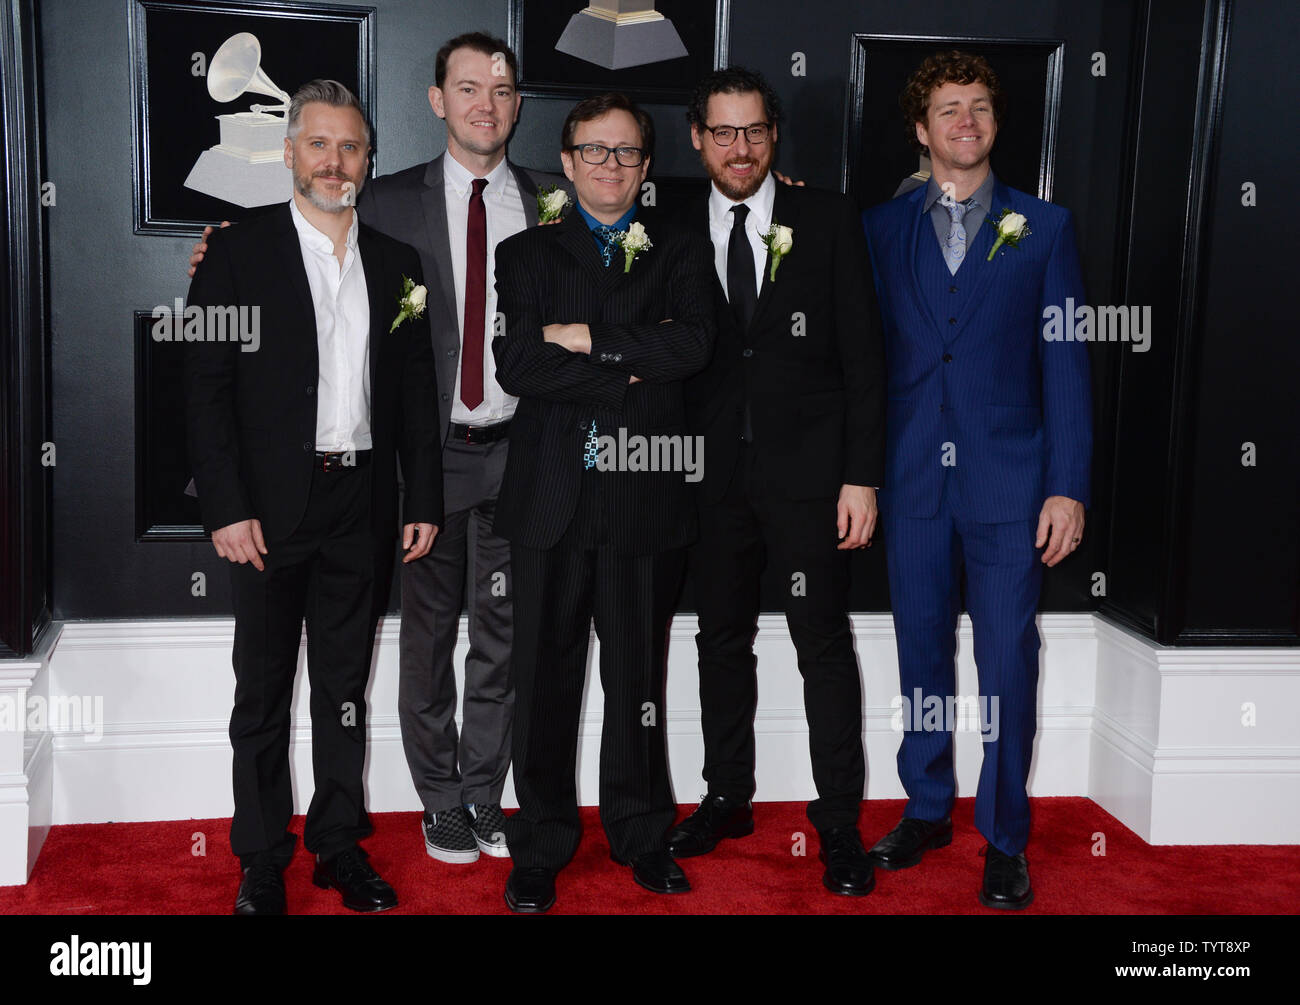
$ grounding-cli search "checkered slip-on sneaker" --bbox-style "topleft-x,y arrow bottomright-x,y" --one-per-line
465,803 -> 510,858
422,807 -> 480,864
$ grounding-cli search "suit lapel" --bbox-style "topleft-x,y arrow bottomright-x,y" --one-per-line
512,162 -> 540,227
904,185 -> 945,341
277,203 -> 317,333
358,224 -> 385,410
749,180 -> 795,333
555,209 -> 614,287
420,155 -> 459,336
949,177 -> 1010,341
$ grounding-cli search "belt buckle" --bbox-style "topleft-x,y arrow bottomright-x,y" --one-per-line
320,451 -> 344,473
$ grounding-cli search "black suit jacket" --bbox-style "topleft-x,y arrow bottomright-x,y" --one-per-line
183,202 -> 443,545
491,208 -> 716,554
680,182 -> 886,504
356,154 -> 570,444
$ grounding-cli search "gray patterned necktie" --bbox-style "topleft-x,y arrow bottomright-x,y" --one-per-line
943,197 -> 975,275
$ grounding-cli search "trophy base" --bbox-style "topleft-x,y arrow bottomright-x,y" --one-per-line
555,10 -> 688,70
183,148 -> 291,208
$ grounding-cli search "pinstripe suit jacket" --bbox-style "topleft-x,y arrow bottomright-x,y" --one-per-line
356,154 -> 569,444
491,208 -> 716,554
862,178 -> 1092,522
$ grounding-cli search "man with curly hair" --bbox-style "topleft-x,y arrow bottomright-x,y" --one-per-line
861,51 -> 1092,909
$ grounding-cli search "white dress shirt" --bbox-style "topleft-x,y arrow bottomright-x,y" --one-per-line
443,154 -> 527,426
707,170 -> 777,300
289,197 -> 371,452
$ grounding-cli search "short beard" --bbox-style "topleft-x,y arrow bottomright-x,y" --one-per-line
295,170 -> 362,213
702,148 -> 771,201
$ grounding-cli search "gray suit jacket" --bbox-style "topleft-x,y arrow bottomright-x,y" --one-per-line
357,153 -> 569,444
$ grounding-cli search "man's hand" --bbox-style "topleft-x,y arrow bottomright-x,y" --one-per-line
1036,495 -> 1085,566
542,323 -> 592,354
402,522 -> 438,563
836,484 -> 878,550
628,375 -> 642,384
773,170 -> 806,187
187,221 -> 231,277
212,518 -> 268,571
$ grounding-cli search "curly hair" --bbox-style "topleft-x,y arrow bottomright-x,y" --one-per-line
900,51 -> 1004,155
686,66 -> 782,131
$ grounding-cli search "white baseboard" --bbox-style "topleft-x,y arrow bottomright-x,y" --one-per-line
1091,617 -> 1300,844
0,610 -> 1291,886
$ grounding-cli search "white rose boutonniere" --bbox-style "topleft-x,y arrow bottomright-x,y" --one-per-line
986,208 -> 1031,261
390,275 -> 427,333
761,222 -> 794,281
614,221 -> 653,273
537,184 -> 571,224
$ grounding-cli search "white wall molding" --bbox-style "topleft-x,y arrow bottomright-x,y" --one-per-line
0,610 -> 1292,883
0,627 -> 57,885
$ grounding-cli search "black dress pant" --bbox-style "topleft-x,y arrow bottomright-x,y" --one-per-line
505,472 -> 683,870
689,443 -> 865,833
228,464 -> 381,867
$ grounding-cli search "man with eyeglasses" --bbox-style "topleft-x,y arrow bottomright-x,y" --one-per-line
491,92 -> 716,913
666,67 -> 887,897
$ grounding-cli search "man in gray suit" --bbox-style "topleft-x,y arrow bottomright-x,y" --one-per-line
354,33 -> 568,863
193,31 -> 567,865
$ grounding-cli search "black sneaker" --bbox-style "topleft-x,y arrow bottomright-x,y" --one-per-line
422,807 -> 479,864
466,802 -> 510,858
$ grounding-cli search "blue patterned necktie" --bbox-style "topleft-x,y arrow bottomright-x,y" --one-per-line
943,197 -> 975,275
592,224 -> 622,267
583,224 -> 622,468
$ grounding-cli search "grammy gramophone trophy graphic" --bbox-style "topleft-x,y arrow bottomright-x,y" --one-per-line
555,1 -> 688,70
183,32 -> 293,208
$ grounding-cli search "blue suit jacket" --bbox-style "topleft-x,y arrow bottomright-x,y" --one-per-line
862,178 -> 1092,522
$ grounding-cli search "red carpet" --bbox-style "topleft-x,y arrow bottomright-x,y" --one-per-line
2,798 -> 1296,914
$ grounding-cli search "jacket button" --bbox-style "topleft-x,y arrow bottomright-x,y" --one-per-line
306,385 -> 314,396
441,393 -> 450,401
302,441 -> 312,452
948,317 -> 957,325
742,348 -> 753,358
943,353 -> 952,363
949,285 -> 958,293
600,353 -> 609,361
613,353 -> 622,362
446,348 -> 457,357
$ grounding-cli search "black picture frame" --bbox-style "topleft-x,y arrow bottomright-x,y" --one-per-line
135,309 -> 206,541
508,0 -> 730,103
841,34 -> 1064,210
129,0 -> 376,237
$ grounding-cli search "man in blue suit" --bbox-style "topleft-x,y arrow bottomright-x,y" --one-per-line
861,51 -> 1092,909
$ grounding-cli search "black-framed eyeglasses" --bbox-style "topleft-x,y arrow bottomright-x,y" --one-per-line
565,143 -> 647,167
701,122 -> 772,146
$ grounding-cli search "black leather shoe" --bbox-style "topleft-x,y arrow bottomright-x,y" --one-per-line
818,826 -> 876,896
664,794 -> 755,858
233,862 -> 285,915
311,846 -> 398,913
505,866 -> 557,914
867,816 -> 953,870
979,844 -> 1033,910
619,849 -> 690,894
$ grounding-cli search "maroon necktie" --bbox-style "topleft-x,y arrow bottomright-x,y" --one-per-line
460,177 -> 488,410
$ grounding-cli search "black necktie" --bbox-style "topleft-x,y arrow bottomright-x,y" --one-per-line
727,204 -> 757,330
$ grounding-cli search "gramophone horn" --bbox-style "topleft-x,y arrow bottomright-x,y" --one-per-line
206,32 -> 290,108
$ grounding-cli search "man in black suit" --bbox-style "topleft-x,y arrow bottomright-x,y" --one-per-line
665,67 -> 887,896
190,33 -> 569,866
491,93 -> 716,913
184,81 -> 442,914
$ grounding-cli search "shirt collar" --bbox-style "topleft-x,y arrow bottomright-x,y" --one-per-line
709,170 -> 777,231
289,196 -> 359,253
575,200 -> 636,233
922,170 -> 996,213
443,152 -> 510,198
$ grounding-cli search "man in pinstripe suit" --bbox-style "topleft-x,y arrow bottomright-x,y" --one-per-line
861,52 -> 1092,909
491,93 -> 716,913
